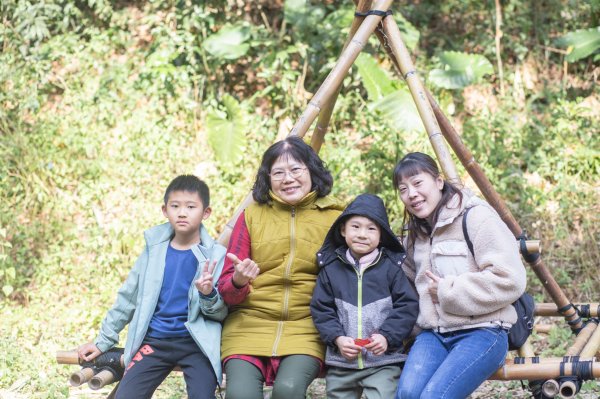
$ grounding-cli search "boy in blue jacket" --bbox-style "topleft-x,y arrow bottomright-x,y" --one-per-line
78,175 -> 227,399
310,193 -> 418,399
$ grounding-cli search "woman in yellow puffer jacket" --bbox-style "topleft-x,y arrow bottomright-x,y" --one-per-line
217,136 -> 343,399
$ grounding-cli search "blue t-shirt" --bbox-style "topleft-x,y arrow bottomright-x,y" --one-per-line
147,245 -> 198,338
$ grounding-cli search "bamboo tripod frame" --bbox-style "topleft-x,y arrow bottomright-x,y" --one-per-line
57,2 -> 598,397
216,0 -> 600,394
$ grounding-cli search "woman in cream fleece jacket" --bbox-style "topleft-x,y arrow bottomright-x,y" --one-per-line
392,152 -> 526,399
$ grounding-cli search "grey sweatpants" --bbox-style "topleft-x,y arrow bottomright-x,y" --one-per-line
325,364 -> 401,399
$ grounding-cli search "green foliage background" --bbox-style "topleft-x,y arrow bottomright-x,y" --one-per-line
0,0 -> 598,397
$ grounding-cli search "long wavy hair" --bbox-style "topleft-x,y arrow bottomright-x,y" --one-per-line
392,152 -> 462,245
252,136 -> 333,204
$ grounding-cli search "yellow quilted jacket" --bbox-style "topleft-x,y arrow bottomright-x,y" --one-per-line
221,191 -> 343,360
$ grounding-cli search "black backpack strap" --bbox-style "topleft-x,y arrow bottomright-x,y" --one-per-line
462,207 -> 475,258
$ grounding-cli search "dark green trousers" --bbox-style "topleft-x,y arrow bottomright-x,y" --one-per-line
224,355 -> 320,399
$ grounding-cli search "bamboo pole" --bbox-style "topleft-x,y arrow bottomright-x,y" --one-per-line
310,0 -> 373,153
423,92 -> 583,331
559,379 -> 579,398
56,350 -> 125,366
218,0 -> 392,247
506,357 -> 597,365
534,324 -> 554,334
379,16 -> 460,183
490,361 -> 600,380
541,379 -> 560,398
216,193 -> 256,247
217,122 -> 296,246
289,0 -> 393,138
89,369 -> 115,390
536,303 -> 599,318
366,2 -> 583,331
56,351 -> 79,365
580,321 -> 600,357
566,321 -> 598,356
69,367 -> 95,387
517,340 -> 536,357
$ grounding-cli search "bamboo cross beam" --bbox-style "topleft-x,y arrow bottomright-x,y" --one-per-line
505,357 -> 598,365
536,303 -> 599,318
490,360 -> 600,380
290,0 -> 393,138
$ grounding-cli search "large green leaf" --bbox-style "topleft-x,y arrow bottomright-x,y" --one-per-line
354,53 -> 396,100
355,53 -> 423,131
556,27 -> 600,62
206,94 -> 247,167
203,23 -> 250,60
370,90 -> 425,133
429,51 -> 493,89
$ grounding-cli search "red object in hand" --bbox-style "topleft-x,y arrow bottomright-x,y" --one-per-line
354,338 -> 371,347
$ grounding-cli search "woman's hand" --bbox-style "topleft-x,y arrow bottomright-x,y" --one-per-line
364,333 -> 388,356
334,336 -> 361,360
195,259 -> 217,296
227,253 -> 260,288
425,270 -> 441,304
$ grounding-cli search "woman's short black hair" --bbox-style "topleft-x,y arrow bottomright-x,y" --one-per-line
252,136 -> 333,204
164,175 -> 210,207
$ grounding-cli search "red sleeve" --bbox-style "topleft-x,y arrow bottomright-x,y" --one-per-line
217,211 -> 251,306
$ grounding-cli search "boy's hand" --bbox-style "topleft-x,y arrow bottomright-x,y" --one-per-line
364,333 -> 388,356
227,253 -> 260,288
334,336 -> 361,360
195,259 -> 217,296
425,270 -> 441,304
78,342 -> 101,362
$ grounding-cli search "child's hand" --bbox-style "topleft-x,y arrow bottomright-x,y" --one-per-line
425,270 -> 441,304
195,259 -> 217,296
334,336 -> 361,360
364,333 -> 388,356
227,253 -> 260,288
78,342 -> 101,362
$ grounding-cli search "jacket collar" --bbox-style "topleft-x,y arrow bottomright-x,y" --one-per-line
143,222 -> 215,251
268,190 -> 343,211
432,188 -> 490,232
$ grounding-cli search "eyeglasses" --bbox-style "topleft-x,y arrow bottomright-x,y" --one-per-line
270,167 -> 307,181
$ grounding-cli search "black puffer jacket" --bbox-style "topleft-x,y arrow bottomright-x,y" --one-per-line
310,194 -> 419,369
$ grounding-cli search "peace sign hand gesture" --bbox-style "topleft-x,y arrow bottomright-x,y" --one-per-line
195,259 -> 217,296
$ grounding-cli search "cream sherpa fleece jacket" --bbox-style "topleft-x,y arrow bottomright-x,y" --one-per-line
402,189 -> 527,332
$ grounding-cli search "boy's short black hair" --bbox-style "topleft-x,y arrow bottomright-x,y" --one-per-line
163,175 -> 210,207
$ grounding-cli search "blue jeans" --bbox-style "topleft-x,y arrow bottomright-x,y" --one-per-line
395,328 -> 508,399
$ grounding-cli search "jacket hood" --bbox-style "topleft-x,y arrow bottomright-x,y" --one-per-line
318,194 -> 403,265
